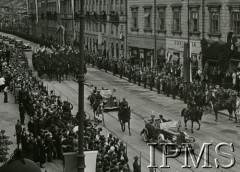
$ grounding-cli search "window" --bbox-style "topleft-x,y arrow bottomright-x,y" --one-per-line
190,11 -> 198,32
111,0 -> 114,11
103,23 -> 106,33
210,12 -> 220,34
173,10 -> 181,31
99,0 -> 102,12
116,43 -> 119,58
116,26 -> 118,35
111,24 -> 113,34
131,8 -> 138,29
232,12 -> 240,35
103,0 -> 106,11
144,8 -> 151,30
120,0 -> 124,15
111,42 -> 114,57
208,5 -> 221,35
158,10 -> 165,31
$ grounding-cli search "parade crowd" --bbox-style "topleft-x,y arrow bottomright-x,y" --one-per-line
84,50 -> 240,109
0,42 -> 133,172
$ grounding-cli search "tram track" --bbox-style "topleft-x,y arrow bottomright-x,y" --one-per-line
43,80 -> 163,171
43,79 -> 226,172
60,80 -> 222,172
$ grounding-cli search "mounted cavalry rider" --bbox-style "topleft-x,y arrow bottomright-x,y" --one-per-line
120,98 -> 128,109
95,91 -> 103,102
92,86 -> 98,94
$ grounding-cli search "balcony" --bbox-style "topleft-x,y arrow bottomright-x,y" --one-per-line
100,11 -> 107,21
109,11 -> 119,23
85,11 -> 90,20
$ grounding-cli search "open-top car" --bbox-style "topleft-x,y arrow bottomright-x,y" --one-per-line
15,40 -> 24,49
141,117 -> 196,153
99,89 -> 119,111
88,87 -> 119,112
3,35 -> 8,41
23,43 -> 32,51
9,37 -> 16,44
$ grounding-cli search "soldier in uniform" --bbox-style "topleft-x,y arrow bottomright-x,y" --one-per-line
137,70 -> 141,86
142,72 -> 147,88
166,77 -> 170,97
133,69 -> 137,84
183,82 -> 188,104
172,78 -> 176,99
128,66 -> 132,82
156,74 -> 161,94
119,62 -> 123,79
149,73 -> 154,91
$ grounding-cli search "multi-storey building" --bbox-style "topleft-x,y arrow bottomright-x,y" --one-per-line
28,0 -> 81,45
28,0 -> 127,61
0,0 -> 27,26
84,0 -> 127,61
127,0 -> 240,70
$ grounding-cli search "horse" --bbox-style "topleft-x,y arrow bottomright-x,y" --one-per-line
118,106 -> 131,136
181,108 -> 203,133
87,93 -> 96,107
212,94 -> 237,122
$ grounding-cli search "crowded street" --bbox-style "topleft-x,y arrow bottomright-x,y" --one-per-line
0,31 -> 239,172
1,0 -> 240,171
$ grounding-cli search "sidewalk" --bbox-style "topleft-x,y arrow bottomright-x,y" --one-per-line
0,92 -> 62,172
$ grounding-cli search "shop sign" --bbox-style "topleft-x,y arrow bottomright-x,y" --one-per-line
166,38 -> 201,53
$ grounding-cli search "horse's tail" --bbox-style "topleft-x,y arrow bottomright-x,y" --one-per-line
181,108 -> 186,117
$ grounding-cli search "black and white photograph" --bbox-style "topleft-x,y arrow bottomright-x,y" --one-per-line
0,0 -> 240,172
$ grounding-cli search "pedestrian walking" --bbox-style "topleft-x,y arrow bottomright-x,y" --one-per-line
133,156 -> 141,172
3,85 -> 9,103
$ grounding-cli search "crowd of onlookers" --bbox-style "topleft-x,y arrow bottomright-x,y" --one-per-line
0,41 -> 134,171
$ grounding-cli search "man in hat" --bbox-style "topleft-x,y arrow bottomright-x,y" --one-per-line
133,155 -> 141,172
157,115 -> 169,123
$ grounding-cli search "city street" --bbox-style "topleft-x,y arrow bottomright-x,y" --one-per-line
1,32 -> 240,172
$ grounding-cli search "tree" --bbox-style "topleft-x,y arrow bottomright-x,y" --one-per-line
0,130 -> 13,163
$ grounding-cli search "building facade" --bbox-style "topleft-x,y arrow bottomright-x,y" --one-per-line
127,0 -> 240,71
84,0 -> 127,61
28,0 -> 127,62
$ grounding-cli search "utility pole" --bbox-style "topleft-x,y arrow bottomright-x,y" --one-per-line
188,0 -> 191,82
77,0 -> 85,172
154,0 -> 157,69
183,0 -> 191,82
125,0 -> 128,61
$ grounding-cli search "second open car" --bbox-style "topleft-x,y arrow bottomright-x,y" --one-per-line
141,117 -> 196,153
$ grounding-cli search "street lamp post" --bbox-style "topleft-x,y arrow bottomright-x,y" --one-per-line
77,0 -> 86,172
183,0 -> 191,82
154,0 -> 157,69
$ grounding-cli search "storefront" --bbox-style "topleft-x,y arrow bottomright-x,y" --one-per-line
128,35 -> 166,68
166,38 -> 202,76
